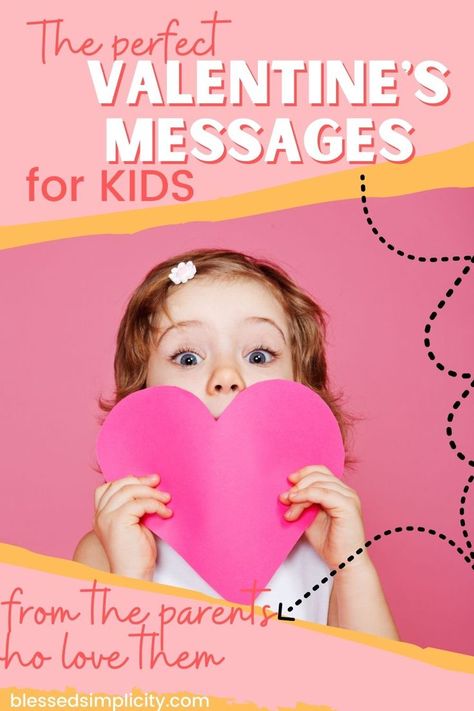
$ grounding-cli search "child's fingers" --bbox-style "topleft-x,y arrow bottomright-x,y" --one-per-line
289,484 -> 355,512
122,499 -> 173,523
288,465 -> 340,485
283,484 -> 359,522
97,484 -> 172,516
95,474 -> 161,511
287,468 -> 359,500
290,477 -> 359,504
95,475 -> 154,510
283,500 -> 314,521
288,464 -> 333,480
279,481 -> 351,505
280,479 -> 358,508
100,498 -> 173,526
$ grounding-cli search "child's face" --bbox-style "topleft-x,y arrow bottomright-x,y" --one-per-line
146,277 -> 294,417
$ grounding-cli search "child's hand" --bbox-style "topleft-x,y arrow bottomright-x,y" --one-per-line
93,474 -> 172,581
279,465 -> 367,569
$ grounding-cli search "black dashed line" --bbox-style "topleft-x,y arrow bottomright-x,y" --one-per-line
359,175 -> 473,264
285,526 -> 473,612
280,177 -> 474,617
447,388 -> 474,557
359,175 -> 473,561
422,266 -> 472,378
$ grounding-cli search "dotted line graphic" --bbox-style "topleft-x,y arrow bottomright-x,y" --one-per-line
461,477 -> 474,559
358,173 -> 473,558
447,388 -> 474,558
279,176 -> 474,620
424,266 -> 472,379
446,385 -> 474,465
359,175 -> 473,263
285,526 -> 473,614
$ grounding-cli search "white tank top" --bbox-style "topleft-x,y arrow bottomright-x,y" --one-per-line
152,535 -> 332,624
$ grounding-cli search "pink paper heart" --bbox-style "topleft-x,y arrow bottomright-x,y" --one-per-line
96,379 -> 345,603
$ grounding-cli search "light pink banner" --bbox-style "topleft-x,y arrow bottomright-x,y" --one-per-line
4,0 -> 473,223
0,562 -> 473,710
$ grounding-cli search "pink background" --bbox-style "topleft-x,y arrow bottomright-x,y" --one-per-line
0,187 -> 473,655
4,0 -> 473,223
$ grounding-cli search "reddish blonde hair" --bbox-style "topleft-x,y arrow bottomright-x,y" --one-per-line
99,249 -> 354,459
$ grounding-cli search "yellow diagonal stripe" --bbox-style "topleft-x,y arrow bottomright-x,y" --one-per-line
1,143 -> 473,251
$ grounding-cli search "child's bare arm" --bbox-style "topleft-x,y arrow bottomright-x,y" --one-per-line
73,530 -> 110,572
327,557 -> 399,639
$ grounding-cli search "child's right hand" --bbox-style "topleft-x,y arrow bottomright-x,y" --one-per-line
93,474 -> 172,581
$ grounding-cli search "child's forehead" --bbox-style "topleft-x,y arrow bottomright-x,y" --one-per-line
155,275 -> 287,326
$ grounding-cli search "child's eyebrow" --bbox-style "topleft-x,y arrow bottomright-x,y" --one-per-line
157,319 -> 204,344
244,317 -> 287,344
156,317 -> 287,345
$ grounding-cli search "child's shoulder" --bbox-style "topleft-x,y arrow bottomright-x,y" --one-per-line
72,530 -> 110,572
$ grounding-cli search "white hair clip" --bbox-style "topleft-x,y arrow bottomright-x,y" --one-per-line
169,260 -> 197,285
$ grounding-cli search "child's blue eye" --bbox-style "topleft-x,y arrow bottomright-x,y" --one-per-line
246,349 -> 274,365
173,352 -> 202,367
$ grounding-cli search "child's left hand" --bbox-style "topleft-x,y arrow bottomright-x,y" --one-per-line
279,465 -> 367,569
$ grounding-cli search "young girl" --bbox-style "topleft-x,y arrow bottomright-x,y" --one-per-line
73,249 -> 398,639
